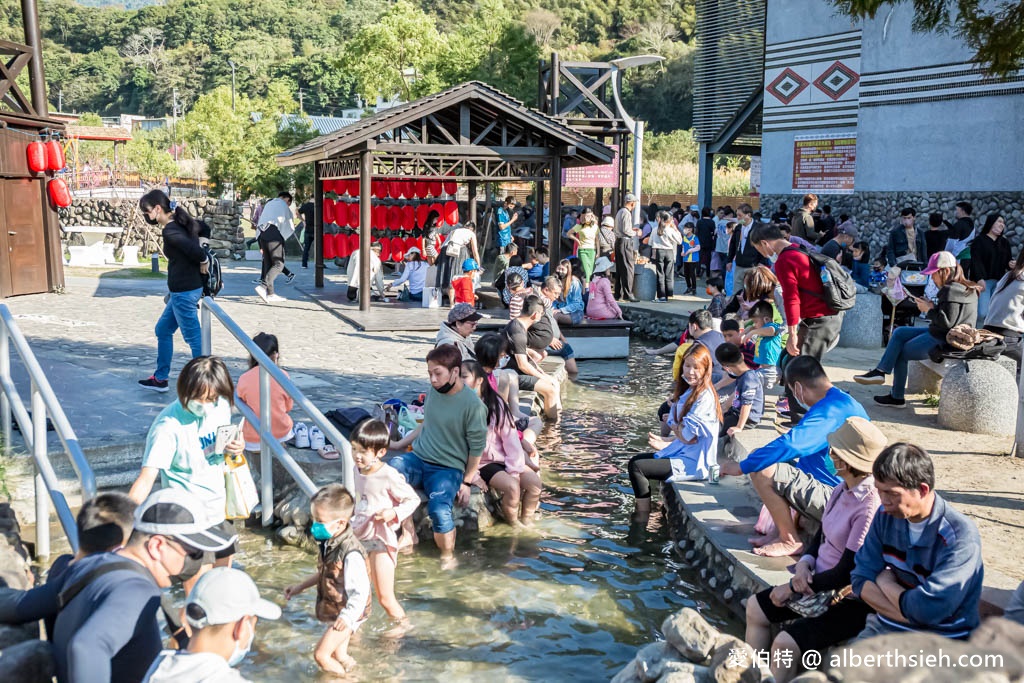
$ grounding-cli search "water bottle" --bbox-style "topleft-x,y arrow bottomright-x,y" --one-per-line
820,267 -> 830,284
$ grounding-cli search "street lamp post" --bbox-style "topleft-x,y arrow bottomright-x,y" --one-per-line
228,60 -> 236,112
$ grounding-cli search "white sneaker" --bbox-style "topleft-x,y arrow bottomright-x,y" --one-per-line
255,285 -> 269,302
293,423 -> 310,449
266,294 -> 286,303
309,426 -> 325,450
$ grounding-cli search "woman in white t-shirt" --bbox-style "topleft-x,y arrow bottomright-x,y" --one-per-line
129,356 -> 243,592
437,221 -> 481,304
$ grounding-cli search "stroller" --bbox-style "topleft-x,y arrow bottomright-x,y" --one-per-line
880,261 -> 928,344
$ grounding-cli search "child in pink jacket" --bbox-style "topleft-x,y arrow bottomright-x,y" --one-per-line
586,257 -> 623,320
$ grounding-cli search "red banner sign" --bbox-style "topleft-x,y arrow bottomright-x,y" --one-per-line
562,145 -> 619,188
792,135 -> 856,194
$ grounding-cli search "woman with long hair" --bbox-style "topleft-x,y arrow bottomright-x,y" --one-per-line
386,246 -> 428,301
970,213 -> 1013,324
422,209 -> 442,265
983,246 -> 1024,364
137,189 -> 210,392
551,258 -> 585,326
436,220 -> 481,305
649,210 -> 683,301
461,361 -> 542,528
628,344 -> 723,512
855,251 -> 982,406
568,207 -> 600,282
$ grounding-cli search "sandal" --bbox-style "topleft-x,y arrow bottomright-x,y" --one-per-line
317,444 -> 339,460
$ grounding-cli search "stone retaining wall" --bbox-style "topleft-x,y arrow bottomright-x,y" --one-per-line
759,191 -> 1024,260
59,198 -> 245,260
622,307 -> 687,342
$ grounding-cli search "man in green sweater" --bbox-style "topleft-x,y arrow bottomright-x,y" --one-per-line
390,344 -> 487,568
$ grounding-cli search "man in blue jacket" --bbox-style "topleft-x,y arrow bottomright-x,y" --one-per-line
851,443 -> 983,640
720,355 -> 869,557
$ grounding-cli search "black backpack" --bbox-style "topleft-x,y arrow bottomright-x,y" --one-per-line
787,246 -> 857,312
202,245 -> 223,297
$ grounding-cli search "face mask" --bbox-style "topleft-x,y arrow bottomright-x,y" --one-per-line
228,620 -> 254,667
187,399 -> 216,418
726,371 -> 739,379
173,548 -> 212,584
793,385 -> 810,411
435,369 -> 457,394
309,522 -> 333,542
768,251 -> 779,265
705,286 -> 715,296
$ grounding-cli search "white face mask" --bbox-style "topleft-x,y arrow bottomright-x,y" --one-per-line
228,619 -> 254,667
768,251 -> 779,265
187,399 -> 217,418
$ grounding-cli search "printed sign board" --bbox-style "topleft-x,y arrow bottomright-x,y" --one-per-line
792,135 -> 856,194
562,145 -> 619,188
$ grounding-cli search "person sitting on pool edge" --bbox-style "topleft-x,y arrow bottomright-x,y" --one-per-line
718,355 -> 869,557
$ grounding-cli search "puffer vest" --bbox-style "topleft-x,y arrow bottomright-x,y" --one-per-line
315,525 -> 371,623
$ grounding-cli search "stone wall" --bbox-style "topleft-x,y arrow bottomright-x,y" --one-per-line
623,307 -> 688,342
59,198 -> 245,260
759,192 -> 1024,260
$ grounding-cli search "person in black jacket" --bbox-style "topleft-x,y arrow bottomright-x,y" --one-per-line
970,213 -> 1013,324
854,251 -> 981,407
727,204 -> 770,289
138,190 -> 209,392
695,207 -> 717,281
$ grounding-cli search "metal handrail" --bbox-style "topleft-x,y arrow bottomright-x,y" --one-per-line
0,305 -> 97,558
198,297 -> 352,526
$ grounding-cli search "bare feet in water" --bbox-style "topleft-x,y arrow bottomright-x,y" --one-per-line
381,618 -> 413,639
440,555 -> 459,570
752,539 -> 804,557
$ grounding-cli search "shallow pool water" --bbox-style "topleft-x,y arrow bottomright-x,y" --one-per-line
235,345 -> 741,681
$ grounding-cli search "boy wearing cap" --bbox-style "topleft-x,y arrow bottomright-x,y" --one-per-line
144,567 -> 280,682
452,257 -> 481,306
745,417 -> 884,683
52,489 -> 236,683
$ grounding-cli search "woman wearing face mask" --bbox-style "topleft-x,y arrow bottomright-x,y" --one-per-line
129,355 -> 243,592
627,344 -> 722,513
551,258 -> 585,326
138,189 -> 211,393
969,214 -> 1013,324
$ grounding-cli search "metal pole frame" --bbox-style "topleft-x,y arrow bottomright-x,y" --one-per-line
31,379 -> 49,558
359,150 -> 372,312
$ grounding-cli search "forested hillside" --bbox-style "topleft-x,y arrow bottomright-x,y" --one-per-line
22,0 -> 694,132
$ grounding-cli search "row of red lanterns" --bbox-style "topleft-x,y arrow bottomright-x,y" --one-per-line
323,234 -> 440,262
323,178 -> 457,199
323,200 -> 459,229
28,139 -> 72,209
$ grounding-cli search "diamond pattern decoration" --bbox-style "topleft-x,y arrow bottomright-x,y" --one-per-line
813,61 -> 860,100
766,68 -> 810,105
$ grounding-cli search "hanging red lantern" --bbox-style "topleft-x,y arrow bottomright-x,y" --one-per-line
401,205 -> 415,231
414,181 -> 428,199
379,237 -> 392,262
335,233 -> 349,258
348,179 -> 360,197
348,233 -> 360,254
348,202 -> 360,228
387,205 -> 402,229
27,141 -> 46,173
323,233 -> 337,260
322,179 -> 334,195
391,238 -> 405,262
45,139 -> 65,172
416,204 -> 430,228
323,199 -> 336,225
443,176 -> 457,196
444,201 -> 459,226
428,180 -> 443,197
430,202 -> 445,225
47,177 -> 72,208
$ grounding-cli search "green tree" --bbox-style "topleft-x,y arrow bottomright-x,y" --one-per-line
833,0 -> 1024,75
123,130 -> 177,179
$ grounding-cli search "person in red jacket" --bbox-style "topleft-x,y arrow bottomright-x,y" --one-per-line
749,223 -> 844,423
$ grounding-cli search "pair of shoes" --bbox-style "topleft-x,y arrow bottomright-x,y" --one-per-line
285,272 -> 296,284
318,444 -> 340,460
255,285 -> 269,302
139,376 -> 169,392
873,394 -> 906,408
309,426 -> 325,450
293,423 -> 310,448
266,294 -> 286,303
854,369 -> 886,385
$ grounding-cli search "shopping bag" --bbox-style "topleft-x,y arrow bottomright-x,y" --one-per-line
224,452 -> 260,520
423,287 -> 441,308
725,268 -> 735,297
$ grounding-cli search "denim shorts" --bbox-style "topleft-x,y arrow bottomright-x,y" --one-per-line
387,452 -> 462,534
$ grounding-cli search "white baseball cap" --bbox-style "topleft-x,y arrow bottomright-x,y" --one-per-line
185,567 -> 282,628
134,489 -> 237,552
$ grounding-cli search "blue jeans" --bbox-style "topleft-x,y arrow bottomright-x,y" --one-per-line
977,279 -> 998,324
154,287 -> 204,381
388,452 -> 461,534
876,326 -> 943,399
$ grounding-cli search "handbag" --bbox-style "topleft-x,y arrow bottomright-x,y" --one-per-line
785,587 -> 848,619
224,453 -> 259,520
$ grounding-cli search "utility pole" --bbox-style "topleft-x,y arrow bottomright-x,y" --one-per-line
228,60 -> 236,112
172,88 -> 179,162
298,88 -> 305,115
57,88 -> 62,112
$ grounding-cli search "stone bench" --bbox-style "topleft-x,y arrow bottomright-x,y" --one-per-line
909,358 -> 1018,436
838,292 -> 883,349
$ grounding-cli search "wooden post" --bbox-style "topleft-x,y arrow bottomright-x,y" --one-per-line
359,149 -> 372,312
548,155 -> 562,265
314,163 -> 324,288
468,180 -> 478,226
534,180 -> 544,251
20,0 -> 47,117
550,52 -> 560,116
610,133 -> 621,213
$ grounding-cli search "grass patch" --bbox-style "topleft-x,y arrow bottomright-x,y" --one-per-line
924,393 -> 940,408
65,266 -> 167,280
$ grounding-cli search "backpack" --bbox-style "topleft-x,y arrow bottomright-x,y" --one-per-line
787,245 -> 856,312
202,245 -> 223,297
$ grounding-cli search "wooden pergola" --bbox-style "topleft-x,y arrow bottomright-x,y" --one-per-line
276,81 -> 615,311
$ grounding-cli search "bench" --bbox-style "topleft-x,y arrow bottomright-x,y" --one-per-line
909,358 -> 1018,436
62,225 -> 122,266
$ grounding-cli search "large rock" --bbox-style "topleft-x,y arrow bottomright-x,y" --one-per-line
707,636 -> 760,683
907,359 -> 945,396
839,293 -> 883,349
662,608 -> 720,663
0,639 -> 55,683
938,360 -> 1017,436
634,263 -> 657,302
658,661 -> 711,683
635,641 -> 685,683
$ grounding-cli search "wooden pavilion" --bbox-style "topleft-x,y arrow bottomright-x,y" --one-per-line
276,81 -> 615,311
0,0 -> 66,299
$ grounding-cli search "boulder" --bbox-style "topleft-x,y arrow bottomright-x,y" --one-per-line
907,360 -> 944,396
707,636 -> 760,683
839,293 -> 883,349
634,263 -> 657,302
0,639 -> 55,683
938,360 -> 1017,436
634,642 -> 685,683
657,661 -> 712,683
662,608 -> 720,663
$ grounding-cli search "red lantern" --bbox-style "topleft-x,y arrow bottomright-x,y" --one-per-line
27,141 -> 46,173
416,204 -> 429,229
323,233 -> 337,260
348,233 -> 360,254
443,177 -> 457,196
338,233 -> 351,258
45,140 -> 65,172
387,205 -> 402,229
370,205 -> 383,229
430,202 -> 445,225
371,180 -> 382,198
349,203 -> 360,228
322,179 -> 334,195
414,181 -> 429,199
47,177 -> 72,208
391,238 -> 405,262
444,201 -> 459,226
428,180 -> 443,197
379,238 -> 392,262
323,199 -> 336,225
401,205 -> 415,231
346,179 -> 359,197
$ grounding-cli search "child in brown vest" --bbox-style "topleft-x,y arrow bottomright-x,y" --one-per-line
283,484 -> 370,674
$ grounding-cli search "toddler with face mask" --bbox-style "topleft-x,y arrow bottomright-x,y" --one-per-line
129,355 -> 243,593
283,484 -> 371,675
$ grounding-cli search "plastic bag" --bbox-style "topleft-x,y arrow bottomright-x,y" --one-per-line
225,453 -> 259,520
423,287 -> 441,308
397,405 -> 420,437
